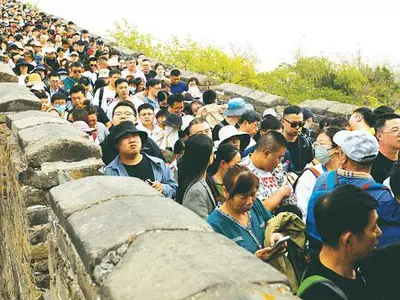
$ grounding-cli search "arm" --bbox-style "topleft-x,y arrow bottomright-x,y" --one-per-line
262,186 -> 292,211
182,186 -> 209,219
295,170 -> 315,220
160,163 -> 178,199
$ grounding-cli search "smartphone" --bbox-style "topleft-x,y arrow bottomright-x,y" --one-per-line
145,179 -> 154,185
271,236 -> 290,250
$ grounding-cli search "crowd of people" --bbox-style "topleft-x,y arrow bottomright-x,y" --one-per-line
2,1 -> 400,299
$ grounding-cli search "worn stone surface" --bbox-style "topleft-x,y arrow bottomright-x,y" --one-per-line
19,168 -> 60,190
6,110 -> 51,129
21,185 -> 49,206
180,69 -> 216,86
192,283 -> 297,300
102,231 -> 289,300
11,115 -> 69,135
0,83 -> 42,112
0,62 -> 18,83
300,99 -> 358,119
16,123 -> 101,167
326,102 -> 358,118
29,224 -> 50,245
27,205 -> 50,226
64,196 -> 212,271
215,82 -> 289,111
50,176 -> 160,220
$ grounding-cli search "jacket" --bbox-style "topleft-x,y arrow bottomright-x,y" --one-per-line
104,153 -> 177,199
182,179 -> 217,219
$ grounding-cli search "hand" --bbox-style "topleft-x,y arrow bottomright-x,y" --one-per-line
278,185 -> 292,198
255,245 -> 286,261
151,181 -> 164,194
269,232 -> 285,248
201,107 -> 211,117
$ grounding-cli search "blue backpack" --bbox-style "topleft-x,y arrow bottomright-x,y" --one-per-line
306,170 -> 390,245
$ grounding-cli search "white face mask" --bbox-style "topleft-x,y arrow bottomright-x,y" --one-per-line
314,146 -> 332,165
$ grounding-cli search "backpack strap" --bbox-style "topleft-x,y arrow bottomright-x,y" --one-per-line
361,182 -> 391,192
308,167 -> 321,178
297,275 -> 349,300
324,170 -> 338,190
293,167 -> 321,190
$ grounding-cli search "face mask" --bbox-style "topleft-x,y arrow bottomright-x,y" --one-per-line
314,146 -> 331,165
129,87 -> 136,93
55,104 -> 67,113
66,101 -> 73,110
60,75 -> 67,81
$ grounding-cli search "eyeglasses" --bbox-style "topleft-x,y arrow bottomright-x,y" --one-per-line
312,142 -> 333,150
380,127 -> 400,136
114,112 -> 134,117
90,64 -> 97,67
151,86 -> 161,91
283,118 -> 305,128
73,70 -> 82,74
140,113 -> 154,117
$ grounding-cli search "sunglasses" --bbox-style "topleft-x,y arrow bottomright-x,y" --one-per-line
90,64 -> 97,67
73,70 -> 82,74
283,118 -> 305,128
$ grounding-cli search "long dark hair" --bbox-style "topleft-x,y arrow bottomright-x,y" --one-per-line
208,143 -> 239,176
176,134 -> 213,204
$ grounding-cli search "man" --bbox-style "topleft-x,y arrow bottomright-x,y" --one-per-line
76,40 -> 88,65
167,94 -> 185,117
240,131 -> 292,211
100,101 -> 164,165
141,59 -> 156,81
83,57 -> 99,87
50,92 -> 68,118
93,69 -> 121,114
281,105 -> 313,173
103,121 -> 176,196
169,69 -> 188,94
121,56 -> 146,81
348,107 -> 375,133
63,61 -> 83,91
371,113 -> 400,183
136,103 -> 161,142
239,110 -> 261,148
143,79 -> 161,110
186,118 -> 212,139
298,185 -> 381,300
46,72 -> 68,97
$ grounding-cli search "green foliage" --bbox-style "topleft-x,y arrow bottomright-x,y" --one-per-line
109,20 -> 400,108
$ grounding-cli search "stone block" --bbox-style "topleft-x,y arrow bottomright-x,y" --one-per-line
0,83 -> 42,112
31,242 -> 49,260
19,169 -> 60,190
11,115 -> 69,135
6,110 -> 50,129
49,176 -> 160,220
64,196 -> 212,272
0,63 -> 18,82
326,102 -> 358,118
29,224 -> 50,245
27,205 -> 50,226
299,99 -> 337,116
16,123 -> 101,167
180,70 -> 216,86
21,186 -> 49,206
31,258 -> 49,273
101,231 -> 289,300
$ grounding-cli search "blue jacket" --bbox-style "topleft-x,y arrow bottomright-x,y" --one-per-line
104,153 -> 177,199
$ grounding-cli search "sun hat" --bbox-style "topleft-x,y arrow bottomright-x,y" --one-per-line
12,58 -> 34,75
73,121 -> 96,133
262,108 -> 278,118
223,98 -> 253,117
25,73 -> 43,87
111,121 -> 148,143
215,125 -> 250,152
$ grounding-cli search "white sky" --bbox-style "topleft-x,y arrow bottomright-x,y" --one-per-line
27,0 -> 400,71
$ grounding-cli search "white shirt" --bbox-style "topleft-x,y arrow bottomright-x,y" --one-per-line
93,86 -> 116,115
106,96 -> 144,120
136,123 -> 162,142
121,69 -> 146,82
294,163 -> 325,221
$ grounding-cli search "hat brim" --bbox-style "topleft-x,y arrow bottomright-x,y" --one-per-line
13,63 -> 34,75
332,130 -> 351,148
113,129 -> 148,144
216,132 -> 251,152
223,104 -> 253,117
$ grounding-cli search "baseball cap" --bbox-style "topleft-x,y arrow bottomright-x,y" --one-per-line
70,51 -> 79,56
263,108 -> 277,118
333,130 -> 379,163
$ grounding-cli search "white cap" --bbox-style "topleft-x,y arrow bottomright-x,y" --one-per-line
333,130 -> 379,163
98,69 -> 110,78
263,108 -> 277,118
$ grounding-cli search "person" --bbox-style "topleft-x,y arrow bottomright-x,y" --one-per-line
295,127 -> 342,220
212,98 -> 252,141
93,69 -> 121,114
167,94 -> 185,117
308,130 -> 393,252
238,110 -> 261,148
348,107 -> 376,134
46,72 -> 68,98
298,185 -> 381,300
169,69 -> 188,94
371,113 -> 400,183
281,105 -> 313,173
373,105 -> 394,117
156,91 -> 169,110
121,56 -> 146,81
177,134 -> 216,219
208,144 -> 241,202
141,59 -> 156,81
241,131 -> 292,211
104,121 -> 177,198
156,109 -> 169,130
142,79 -> 161,110
215,125 -> 250,153
83,57 -> 99,87
196,89 -> 223,128
186,118 -> 212,139
301,108 -> 317,141
63,61 -> 84,91
12,58 -> 34,84
100,101 -> 164,165
207,165 -> 287,260
87,105 -> 109,144
136,103 -> 162,142
50,92 -> 68,119
187,77 -> 202,99
153,62 -> 169,81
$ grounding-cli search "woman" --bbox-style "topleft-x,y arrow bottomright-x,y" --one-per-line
207,165 -> 286,260
154,63 -> 169,82
295,126 -> 342,220
177,134 -> 216,219
106,78 -> 144,120
133,77 -> 145,94
208,144 -> 241,203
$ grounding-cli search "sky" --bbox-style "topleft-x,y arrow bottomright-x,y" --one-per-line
25,0 -> 400,72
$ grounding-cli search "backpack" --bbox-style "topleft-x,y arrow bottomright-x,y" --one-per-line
292,167 -> 321,191
98,87 -> 104,108
306,170 -> 390,246
297,275 -> 349,300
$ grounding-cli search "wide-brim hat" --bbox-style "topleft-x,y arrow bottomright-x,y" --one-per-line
215,125 -> 250,152
13,58 -> 34,75
25,73 -> 43,87
73,121 -> 96,133
33,64 -> 47,72
223,97 -> 253,117
112,121 -> 148,144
